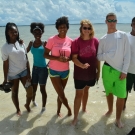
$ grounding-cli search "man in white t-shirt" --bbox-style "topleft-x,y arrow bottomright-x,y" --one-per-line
124,17 -> 135,110
126,17 -> 135,135
97,13 -> 130,128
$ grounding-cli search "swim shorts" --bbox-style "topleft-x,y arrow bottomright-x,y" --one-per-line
48,68 -> 69,80
102,64 -> 126,98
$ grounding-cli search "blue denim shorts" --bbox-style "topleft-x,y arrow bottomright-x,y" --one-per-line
48,68 -> 69,80
32,66 -> 48,85
8,69 -> 27,81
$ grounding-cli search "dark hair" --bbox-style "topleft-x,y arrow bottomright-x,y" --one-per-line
30,22 -> 44,33
106,12 -> 117,20
132,17 -> 135,23
55,16 -> 69,29
5,22 -> 20,44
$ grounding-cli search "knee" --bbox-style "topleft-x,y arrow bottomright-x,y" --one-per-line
26,86 -> 33,98
76,92 -> 83,98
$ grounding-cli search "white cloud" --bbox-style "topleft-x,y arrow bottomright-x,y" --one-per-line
0,0 -> 134,25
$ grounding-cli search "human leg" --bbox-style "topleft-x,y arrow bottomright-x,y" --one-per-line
115,97 -> 124,128
20,75 -> 33,112
123,91 -> 128,110
105,93 -> 113,116
10,79 -> 21,115
50,77 -> 71,116
72,89 -> 84,125
124,73 -> 134,110
32,84 -> 38,106
82,86 -> 90,112
57,78 -> 68,116
40,85 -> 47,108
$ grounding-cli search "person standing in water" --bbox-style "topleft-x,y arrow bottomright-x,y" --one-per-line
97,13 -> 130,128
27,22 -> 48,114
71,19 -> 100,125
44,16 -> 72,117
1,22 -> 33,116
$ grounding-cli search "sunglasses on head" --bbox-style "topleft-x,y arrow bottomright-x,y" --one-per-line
107,19 -> 117,23
83,27 -> 91,30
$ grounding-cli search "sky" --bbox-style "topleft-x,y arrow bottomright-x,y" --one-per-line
0,0 -> 134,26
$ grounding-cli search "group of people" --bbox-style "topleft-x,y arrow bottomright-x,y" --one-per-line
1,13 -> 135,131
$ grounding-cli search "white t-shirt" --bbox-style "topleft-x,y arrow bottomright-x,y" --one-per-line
1,41 -> 27,76
97,30 -> 130,74
127,32 -> 135,74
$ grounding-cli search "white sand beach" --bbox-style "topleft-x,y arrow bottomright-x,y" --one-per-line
0,60 -> 135,135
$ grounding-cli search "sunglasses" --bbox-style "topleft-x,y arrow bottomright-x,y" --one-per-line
83,27 -> 91,30
107,19 -> 117,23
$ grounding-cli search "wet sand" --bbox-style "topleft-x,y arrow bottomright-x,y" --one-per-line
0,61 -> 135,135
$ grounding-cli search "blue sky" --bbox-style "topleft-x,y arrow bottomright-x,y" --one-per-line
0,0 -> 134,26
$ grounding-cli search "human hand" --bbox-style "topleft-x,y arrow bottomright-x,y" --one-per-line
58,50 -> 69,62
58,56 -> 69,62
81,63 -> 90,69
19,39 -> 24,44
27,73 -> 31,81
119,72 -> 127,80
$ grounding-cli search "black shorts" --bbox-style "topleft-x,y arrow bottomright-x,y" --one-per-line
74,79 -> 96,90
126,73 -> 135,92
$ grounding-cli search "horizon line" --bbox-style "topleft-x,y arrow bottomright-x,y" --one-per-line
0,23 -> 130,27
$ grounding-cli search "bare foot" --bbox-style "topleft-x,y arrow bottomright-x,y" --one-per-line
24,104 -> 31,112
68,108 -> 72,116
71,119 -> 78,126
57,112 -> 63,118
82,109 -> 89,114
105,111 -> 112,117
16,111 -> 21,116
115,120 -> 124,128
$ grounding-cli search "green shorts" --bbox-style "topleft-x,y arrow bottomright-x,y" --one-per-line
126,73 -> 135,92
102,64 -> 126,98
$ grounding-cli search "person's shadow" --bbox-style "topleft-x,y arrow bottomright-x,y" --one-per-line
27,113 -> 89,135
88,113 -> 135,135
0,111 -> 40,135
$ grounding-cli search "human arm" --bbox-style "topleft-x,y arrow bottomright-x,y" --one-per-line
121,33 -> 131,74
44,47 -> 67,62
26,57 -> 31,80
27,41 -> 33,53
97,39 -> 107,61
3,60 -> 9,84
119,34 -> 131,80
96,59 -> 100,81
72,54 -> 90,69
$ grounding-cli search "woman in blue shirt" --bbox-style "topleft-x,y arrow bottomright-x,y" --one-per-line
27,22 -> 48,114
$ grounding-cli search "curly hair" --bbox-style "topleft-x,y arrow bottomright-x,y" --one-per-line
55,16 -> 69,29
5,22 -> 20,44
79,19 -> 94,39
30,22 -> 45,33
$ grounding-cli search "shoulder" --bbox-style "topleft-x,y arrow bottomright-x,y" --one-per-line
48,35 -> 56,41
72,37 -> 80,42
100,34 -> 107,40
117,30 -> 127,37
66,36 -> 73,41
92,37 -> 99,42
1,43 -> 8,51
117,30 -> 126,34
